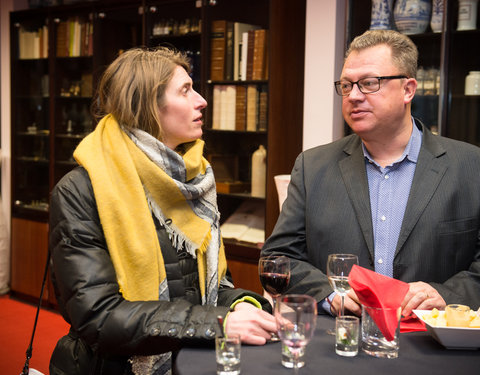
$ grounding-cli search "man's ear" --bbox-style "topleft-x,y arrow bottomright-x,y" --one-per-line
404,78 -> 417,104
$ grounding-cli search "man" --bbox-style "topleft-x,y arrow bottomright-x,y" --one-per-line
261,29 -> 480,317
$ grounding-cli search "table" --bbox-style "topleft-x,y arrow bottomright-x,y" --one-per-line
174,315 -> 480,374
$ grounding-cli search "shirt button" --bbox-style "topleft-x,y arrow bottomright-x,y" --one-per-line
378,258 -> 383,264
381,215 -> 386,221
384,174 -> 389,179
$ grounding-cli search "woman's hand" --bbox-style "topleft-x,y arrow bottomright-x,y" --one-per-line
224,302 -> 277,345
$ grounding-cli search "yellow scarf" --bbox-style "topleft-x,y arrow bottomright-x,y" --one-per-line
74,114 -> 227,302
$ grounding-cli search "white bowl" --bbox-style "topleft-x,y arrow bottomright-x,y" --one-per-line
413,310 -> 480,350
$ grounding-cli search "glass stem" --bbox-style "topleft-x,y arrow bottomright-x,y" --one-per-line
340,295 -> 345,317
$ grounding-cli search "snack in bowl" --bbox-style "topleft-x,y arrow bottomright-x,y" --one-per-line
414,308 -> 480,350
420,306 -> 480,328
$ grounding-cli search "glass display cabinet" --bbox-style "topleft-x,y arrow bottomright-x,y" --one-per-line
346,0 -> 480,146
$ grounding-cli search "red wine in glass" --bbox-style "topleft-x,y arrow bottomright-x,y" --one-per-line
260,272 -> 290,297
258,256 -> 291,341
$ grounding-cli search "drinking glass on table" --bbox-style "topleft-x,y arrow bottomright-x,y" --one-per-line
326,254 -> 358,317
259,255 -> 291,341
275,294 -> 317,374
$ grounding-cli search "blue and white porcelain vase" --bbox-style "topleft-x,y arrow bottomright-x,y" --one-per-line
394,0 -> 432,35
430,0 -> 444,33
370,0 -> 395,30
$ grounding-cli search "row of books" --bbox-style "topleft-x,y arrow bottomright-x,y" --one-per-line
56,17 -> 93,57
18,26 -> 48,59
210,20 -> 268,81
212,84 -> 267,132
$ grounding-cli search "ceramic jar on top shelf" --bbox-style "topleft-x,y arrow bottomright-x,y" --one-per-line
394,0 -> 432,35
370,0 -> 395,29
457,0 -> 478,31
430,0 -> 444,33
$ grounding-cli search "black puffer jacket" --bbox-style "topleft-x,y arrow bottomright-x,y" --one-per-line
49,167 -> 270,375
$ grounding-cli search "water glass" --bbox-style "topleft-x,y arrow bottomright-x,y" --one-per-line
281,343 -> 305,368
361,305 -> 400,359
335,316 -> 359,357
215,335 -> 241,375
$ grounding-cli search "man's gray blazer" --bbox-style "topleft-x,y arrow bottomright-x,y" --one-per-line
262,122 -> 480,309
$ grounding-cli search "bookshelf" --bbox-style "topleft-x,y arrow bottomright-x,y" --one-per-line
10,0 -> 305,300
9,2 -> 143,304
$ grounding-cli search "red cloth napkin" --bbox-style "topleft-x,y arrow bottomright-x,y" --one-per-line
400,315 -> 427,333
348,265 -> 409,341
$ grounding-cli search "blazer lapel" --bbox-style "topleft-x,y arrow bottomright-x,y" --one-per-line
339,137 -> 375,259
395,127 -> 448,255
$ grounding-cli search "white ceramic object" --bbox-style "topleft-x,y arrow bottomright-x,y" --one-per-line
414,310 -> 480,349
457,0 -> 478,31
370,0 -> 395,30
394,0 -> 432,35
430,0 -> 444,32
465,71 -> 480,95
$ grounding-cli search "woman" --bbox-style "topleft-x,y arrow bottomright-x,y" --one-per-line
49,47 -> 275,375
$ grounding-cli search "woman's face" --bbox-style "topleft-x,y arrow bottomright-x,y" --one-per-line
158,65 -> 207,149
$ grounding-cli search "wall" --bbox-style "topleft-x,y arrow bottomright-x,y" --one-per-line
303,0 -> 346,151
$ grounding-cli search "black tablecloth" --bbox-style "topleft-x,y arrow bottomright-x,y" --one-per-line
174,315 -> 480,374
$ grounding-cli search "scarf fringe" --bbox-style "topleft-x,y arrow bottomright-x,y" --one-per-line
146,190 -> 199,259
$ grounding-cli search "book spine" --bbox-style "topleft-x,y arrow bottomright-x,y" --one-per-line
246,85 -> 259,131
240,32 -> 249,81
210,20 -> 227,81
235,85 -> 247,131
252,29 -> 267,80
225,22 -> 234,81
212,85 -> 221,130
258,85 -> 268,131
246,30 -> 255,81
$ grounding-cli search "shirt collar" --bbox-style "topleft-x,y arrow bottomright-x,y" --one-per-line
362,118 -> 423,166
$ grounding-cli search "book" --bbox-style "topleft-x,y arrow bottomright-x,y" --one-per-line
224,85 -> 236,130
225,21 -> 234,81
252,29 -> 267,80
210,20 -> 228,81
246,85 -> 259,131
235,85 -> 247,131
233,23 -> 260,81
240,31 -> 249,81
246,29 -> 256,81
220,200 -> 265,244
56,21 -> 68,57
258,86 -> 268,131
212,85 -> 222,130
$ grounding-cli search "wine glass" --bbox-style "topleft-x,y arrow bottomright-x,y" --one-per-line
259,255 -> 291,341
275,294 -> 317,373
326,253 -> 358,317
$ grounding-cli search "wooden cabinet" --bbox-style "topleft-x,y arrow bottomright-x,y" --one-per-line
346,0 -> 480,147
10,0 -> 305,300
10,218 -> 49,303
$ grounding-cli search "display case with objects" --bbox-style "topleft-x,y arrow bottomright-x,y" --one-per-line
346,0 -> 480,145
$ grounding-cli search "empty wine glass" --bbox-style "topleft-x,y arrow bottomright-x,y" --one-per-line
259,255 -> 291,341
326,253 -> 358,317
275,294 -> 317,373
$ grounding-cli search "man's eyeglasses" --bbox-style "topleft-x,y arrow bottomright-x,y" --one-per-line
334,75 -> 408,96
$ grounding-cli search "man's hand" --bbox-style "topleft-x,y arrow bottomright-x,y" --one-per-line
225,302 -> 277,345
401,281 -> 446,317
331,290 -> 362,316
